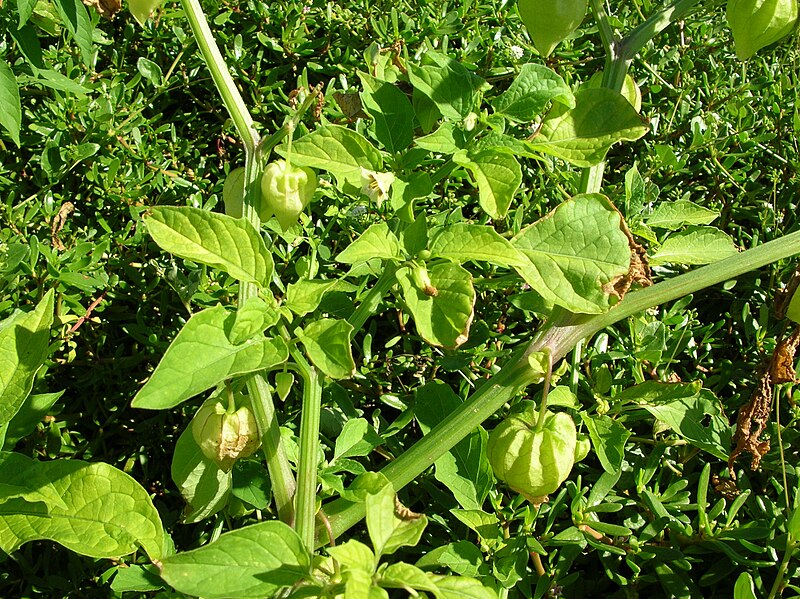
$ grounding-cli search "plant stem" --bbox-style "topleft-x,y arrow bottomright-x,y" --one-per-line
347,263 -> 398,332
321,229 -> 800,545
179,0 -> 259,153
290,340 -> 323,552
247,374 -> 296,524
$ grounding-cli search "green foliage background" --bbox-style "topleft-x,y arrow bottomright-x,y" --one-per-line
1,0 -> 799,596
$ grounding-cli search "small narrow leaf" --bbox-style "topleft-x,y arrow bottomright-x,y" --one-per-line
132,306 -> 288,410
297,319 -> 355,379
0,460 -> 165,560
52,0 -> 93,66
0,60 -> 22,146
645,199 -> 719,229
158,521 -> 310,599
336,223 -> 404,264
512,194 -> 630,314
0,289 -> 54,425
144,207 -> 273,286
429,224 -> 527,268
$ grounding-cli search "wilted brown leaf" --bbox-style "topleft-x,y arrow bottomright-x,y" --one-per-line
82,0 -> 121,19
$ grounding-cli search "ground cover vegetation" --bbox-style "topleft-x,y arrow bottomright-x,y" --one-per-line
1,0 -> 800,597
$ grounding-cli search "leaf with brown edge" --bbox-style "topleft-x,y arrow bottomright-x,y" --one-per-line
602,203 -> 652,300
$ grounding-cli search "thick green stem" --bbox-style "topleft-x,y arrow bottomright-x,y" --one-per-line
179,0 -> 259,153
291,343 -> 324,552
347,263 -> 399,333
321,230 -> 800,545
247,374 -> 296,523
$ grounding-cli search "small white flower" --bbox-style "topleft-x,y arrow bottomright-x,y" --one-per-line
360,168 -> 395,206
510,45 -> 524,60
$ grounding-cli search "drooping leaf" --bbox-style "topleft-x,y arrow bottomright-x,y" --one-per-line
0,289 -> 54,426
0,61 -> 22,146
0,459 -> 165,560
132,306 -> 288,410
296,318 -> 355,379
336,222 -> 404,264
492,63 -> 575,122
358,72 -> 414,153
366,485 -> 427,558
527,88 -> 648,167
396,262 -> 476,348
52,0 -> 93,66
407,51 -> 485,121
429,223 -> 527,268
512,194 -> 631,314
3,391 -> 63,449
144,207 -> 273,286
580,414 -> 630,474
416,382 -> 493,510
171,424 -> 231,524
158,521 -> 310,599
453,150 -> 522,220
649,226 -> 738,266
283,124 -> 383,187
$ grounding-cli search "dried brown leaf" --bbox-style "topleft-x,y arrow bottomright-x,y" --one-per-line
82,0 -> 120,19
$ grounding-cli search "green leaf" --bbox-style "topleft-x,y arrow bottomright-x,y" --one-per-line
512,194 -> 631,314
3,391 -> 63,449
380,562 -> 438,595
642,390 -> 731,459
231,460 -> 271,509
358,72 -> 414,153
52,0 -> 93,66
415,540 -> 486,577
110,564 -> 165,593
171,423 -> 231,523
491,63 -> 574,122
227,296 -> 280,345
136,57 -> 163,86
649,226 -> 738,266
453,150 -> 522,220
336,222 -> 404,264
429,223 -> 527,268
283,124 -> 383,186
407,51 -> 485,121
415,122 -> 466,154
286,279 -> 340,316
21,69 -> 92,96
396,262 -> 476,349
617,381 -> 702,405
158,521 -> 310,599
129,0 -> 164,24
132,306 -> 288,410
144,207 -> 273,286
366,485 -> 427,558
416,382 -> 492,510
334,418 -> 383,461
429,573 -> 499,599
16,0 -> 38,27
645,199 -> 719,229
326,539 -> 376,571
787,285 -> 800,324
733,572 -> 757,599
451,510 -> 502,545
527,88 -> 648,167
580,414 -> 630,474
0,452 -> 67,508
0,459 -> 165,560
297,318 -> 355,379
0,289 -> 54,426
0,61 -> 21,146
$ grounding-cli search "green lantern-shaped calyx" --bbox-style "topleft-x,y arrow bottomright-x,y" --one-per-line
260,160 -> 318,230
191,398 -> 261,471
487,401 -> 579,503
726,0 -> 798,60
518,0 -> 588,57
